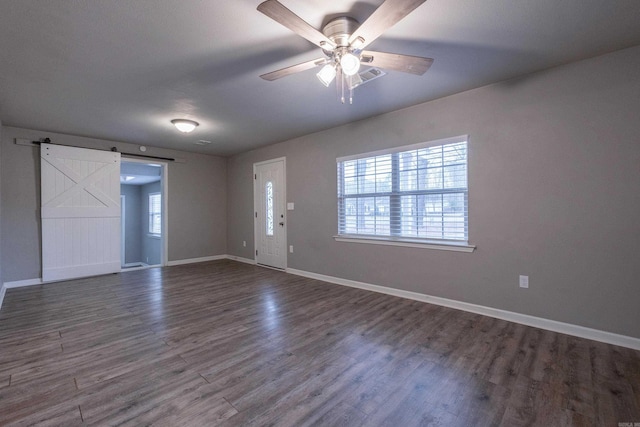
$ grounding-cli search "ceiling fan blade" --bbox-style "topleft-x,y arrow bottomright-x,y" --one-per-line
260,57 -> 327,81
361,50 -> 433,75
257,0 -> 336,50
349,0 -> 427,48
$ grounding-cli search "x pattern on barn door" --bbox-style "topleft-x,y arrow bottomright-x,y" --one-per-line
41,143 -> 121,282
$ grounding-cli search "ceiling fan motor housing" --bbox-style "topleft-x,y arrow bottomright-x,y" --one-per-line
322,16 -> 359,48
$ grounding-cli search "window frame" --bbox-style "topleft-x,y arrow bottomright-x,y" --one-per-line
335,135 -> 475,252
148,192 -> 162,237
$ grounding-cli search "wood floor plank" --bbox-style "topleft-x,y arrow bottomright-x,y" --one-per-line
360,360 -> 462,426
0,372 -> 78,425
76,357 -> 200,424
592,373 -> 640,426
127,385 -> 238,427
303,401 -> 369,427
0,338 -> 63,379
10,331 -> 170,388
347,343 -> 427,415
3,403 -> 83,427
454,376 -> 512,426
232,339 -> 394,426
0,259 -> 638,425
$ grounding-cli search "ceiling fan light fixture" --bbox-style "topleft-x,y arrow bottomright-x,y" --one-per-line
340,52 -> 360,76
351,36 -> 365,50
316,64 -> 337,87
171,119 -> 199,133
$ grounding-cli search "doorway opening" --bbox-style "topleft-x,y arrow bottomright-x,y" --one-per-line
120,159 -> 168,269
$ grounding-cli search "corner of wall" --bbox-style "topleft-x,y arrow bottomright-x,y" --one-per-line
0,284 -> 5,311
0,118 -> 4,292
0,118 -> 3,307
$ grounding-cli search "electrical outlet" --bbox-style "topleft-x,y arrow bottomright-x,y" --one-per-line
289,245 -> 293,253
243,241 -> 246,247
519,275 -> 529,288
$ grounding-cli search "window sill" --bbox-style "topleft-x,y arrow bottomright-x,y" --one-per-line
333,235 -> 476,252
148,234 -> 161,239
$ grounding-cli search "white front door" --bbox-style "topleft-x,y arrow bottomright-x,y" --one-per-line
40,143 -> 121,282
254,158 -> 286,269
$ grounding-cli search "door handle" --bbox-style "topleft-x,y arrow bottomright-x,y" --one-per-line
279,222 -> 284,226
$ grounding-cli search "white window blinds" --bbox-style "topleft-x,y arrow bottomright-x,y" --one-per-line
337,136 -> 468,243
148,192 -> 161,235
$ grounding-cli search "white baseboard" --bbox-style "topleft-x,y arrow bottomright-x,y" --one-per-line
120,264 -> 154,272
123,262 -> 148,268
167,255 -> 227,266
226,255 -> 256,265
4,278 -> 43,288
167,254 -> 255,267
1,255 -> 233,289
286,267 -> 640,351
5,259 -> 637,350
1,279 -> 42,311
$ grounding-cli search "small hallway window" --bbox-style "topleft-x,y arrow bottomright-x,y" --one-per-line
149,192 -> 161,236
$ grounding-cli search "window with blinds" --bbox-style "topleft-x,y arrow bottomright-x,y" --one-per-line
148,192 -> 162,236
337,136 -> 468,244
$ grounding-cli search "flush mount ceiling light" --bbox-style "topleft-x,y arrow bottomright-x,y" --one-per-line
171,119 -> 199,133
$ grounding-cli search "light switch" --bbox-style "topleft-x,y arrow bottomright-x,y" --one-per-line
519,275 -> 529,288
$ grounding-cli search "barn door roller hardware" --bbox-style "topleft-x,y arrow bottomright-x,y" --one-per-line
13,137 -> 176,162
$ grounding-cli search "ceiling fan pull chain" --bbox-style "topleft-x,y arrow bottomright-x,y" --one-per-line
336,67 -> 344,104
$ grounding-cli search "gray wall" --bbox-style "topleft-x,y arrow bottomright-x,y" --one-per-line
141,181 -> 162,265
0,120 -> 3,288
227,45 -> 640,338
0,133 -> 40,282
121,184 -> 142,265
0,127 -> 227,281
169,148 -> 227,261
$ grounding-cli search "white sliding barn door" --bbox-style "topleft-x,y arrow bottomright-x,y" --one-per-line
41,143 -> 121,282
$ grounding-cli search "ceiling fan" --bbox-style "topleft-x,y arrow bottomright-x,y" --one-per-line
257,0 -> 433,104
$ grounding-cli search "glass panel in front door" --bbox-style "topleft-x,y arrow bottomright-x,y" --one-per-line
266,181 -> 274,236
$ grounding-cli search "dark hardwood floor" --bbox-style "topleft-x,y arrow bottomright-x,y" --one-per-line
0,260 -> 639,426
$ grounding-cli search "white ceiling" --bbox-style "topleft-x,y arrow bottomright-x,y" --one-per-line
1,0 -> 639,157
121,161 -> 161,185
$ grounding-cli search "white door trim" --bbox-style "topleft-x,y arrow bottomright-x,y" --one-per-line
121,195 -> 126,267
253,157 -> 287,269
